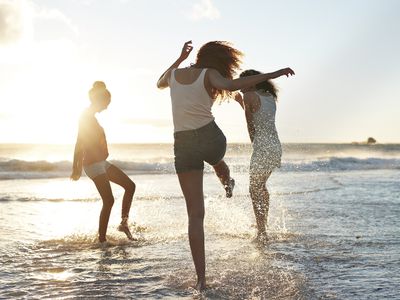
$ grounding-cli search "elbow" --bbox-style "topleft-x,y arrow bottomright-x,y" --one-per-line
156,81 -> 167,90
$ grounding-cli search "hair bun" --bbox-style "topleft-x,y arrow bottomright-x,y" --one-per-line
92,81 -> 106,90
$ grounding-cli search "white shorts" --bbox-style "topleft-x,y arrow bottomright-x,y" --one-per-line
83,160 -> 112,179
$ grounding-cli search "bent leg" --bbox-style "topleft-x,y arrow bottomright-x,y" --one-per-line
106,165 -> 136,219
178,170 -> 206,291
106,165 -> 136,240
212,160 -> 230,185
212,160 -> 235,198
92,174 -> 114,242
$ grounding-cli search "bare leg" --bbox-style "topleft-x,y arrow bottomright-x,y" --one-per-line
213,160 -> 230,185
106,165 -> 136,219
92,174 -> 114,243
106,165 -> 136,240
177,170 -> 206,291
249,171 -> 271,242
263,184 -> 270,226
212,160 -> 235,198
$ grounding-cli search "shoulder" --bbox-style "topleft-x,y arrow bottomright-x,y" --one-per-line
79,109 -> 96,127
166,68 -> 175,82
79,109 -> 89,122
243,91 -> 259,104
205,68 -> 224,84
206,68 -> 220,76
259,90 -> 276,101
79,108 -> 93,120
243,91 -> 258,99
243,92 -> 260,112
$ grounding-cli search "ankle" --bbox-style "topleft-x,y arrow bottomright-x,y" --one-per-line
196,278 -> 206,291
121,216 -> 129,225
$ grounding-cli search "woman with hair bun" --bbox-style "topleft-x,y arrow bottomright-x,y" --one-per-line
71,81 -> 136,243
157,40 -> 294,291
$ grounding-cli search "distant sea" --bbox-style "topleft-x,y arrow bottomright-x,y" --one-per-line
0,143 -> 399,299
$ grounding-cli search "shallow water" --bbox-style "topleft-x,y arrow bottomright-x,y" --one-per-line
1,144 -> 399,299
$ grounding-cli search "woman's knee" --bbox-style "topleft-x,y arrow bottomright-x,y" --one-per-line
249,183 -> 262,198
126,179 -> 136,195
102,197 -> 115,209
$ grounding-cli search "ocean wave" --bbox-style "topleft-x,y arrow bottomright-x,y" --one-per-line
0,159 -> 175,180
0,157 -> 398,180
281,157 -> 400,172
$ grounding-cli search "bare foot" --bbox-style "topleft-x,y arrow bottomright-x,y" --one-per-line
256,231 -> 268,246
118,223 -> 136,241
195,279 -> 206,292
224,178 -> 235,198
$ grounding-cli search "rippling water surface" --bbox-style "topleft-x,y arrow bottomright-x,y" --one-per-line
0,144 -> 399,299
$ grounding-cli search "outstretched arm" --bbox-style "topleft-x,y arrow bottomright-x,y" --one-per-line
157,41 -> 193,89
208,67 -> 295,92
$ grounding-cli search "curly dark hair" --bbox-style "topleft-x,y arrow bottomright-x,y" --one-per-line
193,41 -> 243,100
240,69 -> 278,99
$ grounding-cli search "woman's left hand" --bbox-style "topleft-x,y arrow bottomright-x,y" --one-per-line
179,40 -> 193,61
234,92 -> 244,108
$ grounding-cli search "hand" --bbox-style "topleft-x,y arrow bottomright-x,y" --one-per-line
278,67 -> 295,77
70,171 -> 81,181
179,40 -> 193,61
234,92 -> 243,104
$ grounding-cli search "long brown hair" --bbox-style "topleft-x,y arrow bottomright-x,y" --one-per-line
240,69 -> 278,99
193,41 -> 243,100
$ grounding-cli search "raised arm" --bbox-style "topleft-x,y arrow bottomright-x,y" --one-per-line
157,41 -> 193,89
208,67 -> 295,92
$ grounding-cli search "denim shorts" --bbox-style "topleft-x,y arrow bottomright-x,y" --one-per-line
173,121 -> 227,173
83,160 -> 112,179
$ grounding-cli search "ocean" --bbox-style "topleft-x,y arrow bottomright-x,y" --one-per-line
0,143 -> 399,299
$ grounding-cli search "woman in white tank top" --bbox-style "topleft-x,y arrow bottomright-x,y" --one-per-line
236,69 -> 289,244
157,41 -> 294,291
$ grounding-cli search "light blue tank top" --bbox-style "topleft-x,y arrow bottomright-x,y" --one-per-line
252,91 -> 281,152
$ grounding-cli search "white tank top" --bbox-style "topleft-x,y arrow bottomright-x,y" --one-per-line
169,68 -> 215,132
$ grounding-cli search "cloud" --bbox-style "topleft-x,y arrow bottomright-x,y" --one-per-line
76,0 -> 130,6
189,0 -> 220,21
0,0 -> 33,44
0,112 -> 11,119
35,7 -> 79,36
0,0 -> 78,47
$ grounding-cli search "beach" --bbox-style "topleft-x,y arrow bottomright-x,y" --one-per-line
0,143 -> 399,299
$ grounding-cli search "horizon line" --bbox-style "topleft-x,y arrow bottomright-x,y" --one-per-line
0,141 -> 399,146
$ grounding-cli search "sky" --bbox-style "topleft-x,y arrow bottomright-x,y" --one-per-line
0,0 -> 399,144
